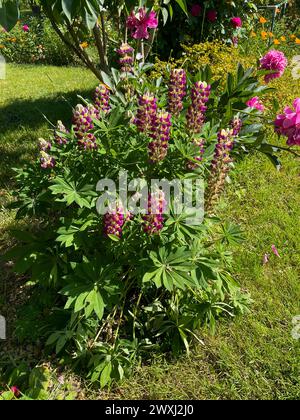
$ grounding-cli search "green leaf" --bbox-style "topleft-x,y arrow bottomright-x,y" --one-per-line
100,362 -> 112,388
0,0 -> 20,31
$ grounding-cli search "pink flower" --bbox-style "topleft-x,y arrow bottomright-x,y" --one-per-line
207,9 -> 217,23
10,386 -> 21,397
143,191 -> 166,235
191,4 -> 202,17
259,50 -> 288,83
231,17 -> 242,28
274,98 -> 300,146
127,8 -> 158,40
22,25 -> 29,32
246,96 -> 265,112
271,245 -> 281,258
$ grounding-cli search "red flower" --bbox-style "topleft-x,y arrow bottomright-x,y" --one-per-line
231,17 -> 242,28
207,9 -> 217,22
127,8 -> 158,40
191,4 -> 201,17
10,386 -> 21,397
22,24 -> 29,32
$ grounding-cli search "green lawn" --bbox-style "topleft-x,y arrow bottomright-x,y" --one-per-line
0,64 -> 299,400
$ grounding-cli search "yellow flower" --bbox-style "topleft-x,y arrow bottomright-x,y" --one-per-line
0,44 -> 4,49
268,32 -> 274,38
274,39 -> 280,45
250,31 -> 256,37
280,36 -> 286,42
261,31 -> 268,39
10,37 -> 17,42
296,38 -> 300,44
80,41 -> 88,49
259,17 -> 267,24
290,34 -> 296,39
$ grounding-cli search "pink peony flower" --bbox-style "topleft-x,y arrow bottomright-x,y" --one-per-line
207,9 -> 217,23
231,17 -> 242,28
246,96 -> 265,112
191,4 -> 202,17
22,25 -> 29,32
127,8 -> 158,40
259,50 -> 288,83
274,98 -> 300,146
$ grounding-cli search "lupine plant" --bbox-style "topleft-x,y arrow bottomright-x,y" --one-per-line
5,50 -> 299,387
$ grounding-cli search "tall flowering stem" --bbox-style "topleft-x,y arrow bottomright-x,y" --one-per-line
94,84 -> 111,114
148,111 -> 172,163
168,69 -> 187,116
73,104 -> 99,150
135,94 -> 157,134
143,191 -> 166,235
186,81 -> 211,134
117,43 -> 134,73
206,128 -> 234,212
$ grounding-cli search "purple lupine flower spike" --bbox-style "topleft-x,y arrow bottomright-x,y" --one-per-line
187,81 -> 211,134
148,111 -> 172,163
135,93 -> 158,134
40,151 -> 56,169
117,43 -> 135,73
168,69 -> 187,116
73,104 -> 99,150
103,203 -> 131,238
143,191 -> 166,235
187,138 -> 205,170
230,116 -> 243,137
94,84 -> 111,114
38,138 -> 51,151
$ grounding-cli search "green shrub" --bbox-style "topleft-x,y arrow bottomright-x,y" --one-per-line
0,16 -> 77,65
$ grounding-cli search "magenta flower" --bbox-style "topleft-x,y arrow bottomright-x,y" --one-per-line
22,24 -> 29,32
231,17 -> 242,28
191,4 -> 202,17
274,98 -> 300,146
259,50 -> 288,83
207,9 -> 217,23
271,245 -> 281,258
246,96 -> 265,112
127,8 -> 158,40
73,104 -> 99,149
103,203 -> 131,238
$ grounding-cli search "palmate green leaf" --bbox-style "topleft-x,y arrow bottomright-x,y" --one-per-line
49,176 -> 95,209
143,247 -> 197,291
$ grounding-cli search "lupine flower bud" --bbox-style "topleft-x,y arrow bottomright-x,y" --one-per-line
77,133 -> 98,150
94,84 -> 111,114
40,151 -> 56,169
168,69 -> 187,116
103,203 -> 131,238
143,191 -> 166,235
230,116 -> 243,137
187,138 -> 205,170
54,120 -> 69,145
186,81 -> 211,133
135,94 -> 158,134
117,43 -> 134,73
38,138 -> 51,151
148,111 -> 172,163
206,128 -> 234,211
